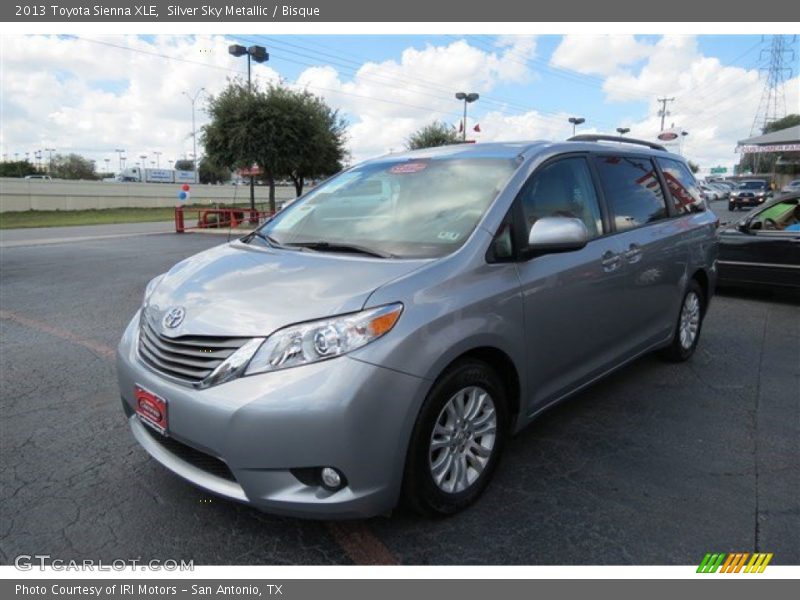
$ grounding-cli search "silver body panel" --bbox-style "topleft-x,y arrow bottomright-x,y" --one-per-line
117,140 -> 719,518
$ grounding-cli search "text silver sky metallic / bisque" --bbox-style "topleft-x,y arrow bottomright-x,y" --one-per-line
116,137 -> 719,518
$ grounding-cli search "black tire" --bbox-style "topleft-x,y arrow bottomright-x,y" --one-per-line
659,280 -> 706,362
402,359 -> 509,516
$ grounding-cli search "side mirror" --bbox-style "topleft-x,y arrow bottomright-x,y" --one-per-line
527,216 -> 589,256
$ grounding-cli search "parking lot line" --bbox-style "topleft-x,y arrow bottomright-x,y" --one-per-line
326,522 -> 399,565
0,307 -> 399,566
0,309 -> 116,360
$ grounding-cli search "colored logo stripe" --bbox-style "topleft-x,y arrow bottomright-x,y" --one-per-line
697,552 -> 773,573
697,553 -> 726,573
744,553 -> 773,573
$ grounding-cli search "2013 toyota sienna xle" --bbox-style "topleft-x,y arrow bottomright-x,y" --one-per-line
117,136 -> 718,518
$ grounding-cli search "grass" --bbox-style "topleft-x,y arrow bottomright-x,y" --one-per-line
0,203 -> 270,229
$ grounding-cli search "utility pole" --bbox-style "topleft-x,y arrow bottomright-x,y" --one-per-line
657,97 -> 675,131
750,35 -> 796,135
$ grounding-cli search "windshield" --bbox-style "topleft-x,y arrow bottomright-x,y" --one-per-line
739,181 -> 766,190
261,157 -> 519,258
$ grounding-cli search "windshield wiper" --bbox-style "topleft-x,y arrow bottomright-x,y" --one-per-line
243,230 -> 287,249
284,241 -> 394,258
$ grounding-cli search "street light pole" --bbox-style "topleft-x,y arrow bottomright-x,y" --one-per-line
568,117 -> 585,136
182,88 -> 206,183
455,92 -> 480,142
45,148 -> 55,173
153,151 -> 162,169
115,148 -> 125,173
228,44 -> 269,211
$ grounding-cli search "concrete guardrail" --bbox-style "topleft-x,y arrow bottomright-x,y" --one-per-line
0,178 -> 297,212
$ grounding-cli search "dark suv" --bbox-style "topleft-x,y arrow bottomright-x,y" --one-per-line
729,179 -> 770,211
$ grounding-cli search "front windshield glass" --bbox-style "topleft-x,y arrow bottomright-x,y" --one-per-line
739,181 -> 766,190
262,157 -> 519,258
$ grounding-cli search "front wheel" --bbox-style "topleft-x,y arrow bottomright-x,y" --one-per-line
402,359 -> 509,516
659,280 -> 705,362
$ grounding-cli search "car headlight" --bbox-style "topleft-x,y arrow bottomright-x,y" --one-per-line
143,273 -> 165,304
244,303 -> 404,376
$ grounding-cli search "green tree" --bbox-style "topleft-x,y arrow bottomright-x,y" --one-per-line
50,153 -> 97,180
762,113 -> 800,134
406,121 -> 461,150
688,161 -> 700,174
198,158 -> 231,185
737,114 -> 800,175
0,160 -> 38,178
282,89 -> 348,197
202,80 -> 348,212
174,159 -> 195,171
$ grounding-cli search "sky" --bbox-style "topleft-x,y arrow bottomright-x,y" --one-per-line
1,34 -> 798,176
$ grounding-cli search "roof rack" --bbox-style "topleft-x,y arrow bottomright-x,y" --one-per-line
567,134 -> 667,152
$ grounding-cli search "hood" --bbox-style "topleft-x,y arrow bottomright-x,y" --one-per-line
145,241 -> 429,338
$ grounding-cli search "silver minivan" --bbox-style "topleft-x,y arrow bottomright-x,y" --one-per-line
117,137 -> 718,518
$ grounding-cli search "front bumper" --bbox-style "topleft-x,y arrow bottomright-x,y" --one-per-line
116,312 -> 427,518
731,195 -> 766,207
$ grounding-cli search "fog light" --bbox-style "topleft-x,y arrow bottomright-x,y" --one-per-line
321,467 -> 342,489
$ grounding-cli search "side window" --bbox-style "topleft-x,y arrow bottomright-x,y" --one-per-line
595,155 -> 668,232
519,157 -> 603,239
657,158 -> 705,214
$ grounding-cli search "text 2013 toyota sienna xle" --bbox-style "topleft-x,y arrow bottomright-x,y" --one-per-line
117,136 -> 718,518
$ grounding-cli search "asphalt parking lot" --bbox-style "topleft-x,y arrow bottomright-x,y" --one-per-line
1,202 -> 798,566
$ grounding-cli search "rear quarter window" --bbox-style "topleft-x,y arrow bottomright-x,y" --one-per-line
657,158 -> 705,215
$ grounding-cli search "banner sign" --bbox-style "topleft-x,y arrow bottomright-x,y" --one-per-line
737,144 -> 800,153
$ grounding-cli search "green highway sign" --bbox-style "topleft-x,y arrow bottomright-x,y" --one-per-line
710,166 -> 728,174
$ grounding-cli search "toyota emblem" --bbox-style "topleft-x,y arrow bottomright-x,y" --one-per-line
163,306 -> 186,329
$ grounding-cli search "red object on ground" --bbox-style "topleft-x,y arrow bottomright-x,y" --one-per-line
174,205 -> 185,233
174,206 -> 274,232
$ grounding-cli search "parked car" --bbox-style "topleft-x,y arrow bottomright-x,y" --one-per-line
718,193 -> 800,290
728,179 -> 770,211
708,182 -> 730,199
23,174 -> 51,181
780,179 -> 800,194
699,183 -> 720,202
117,137 -> 718,518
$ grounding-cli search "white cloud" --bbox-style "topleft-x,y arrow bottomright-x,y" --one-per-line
551,35 -> 653,76
596,36 -> 800,170
294,36 -> 539,160
1,34 -> 794,177
0,35 -> 280,169
1,35 -> 541,168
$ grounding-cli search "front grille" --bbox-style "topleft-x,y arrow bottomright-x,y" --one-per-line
138,318 -> 248,385
141,424 -> 236,482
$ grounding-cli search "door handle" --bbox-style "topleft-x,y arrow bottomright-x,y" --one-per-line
624,244 -> 642,263
601,251 -> 622,272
